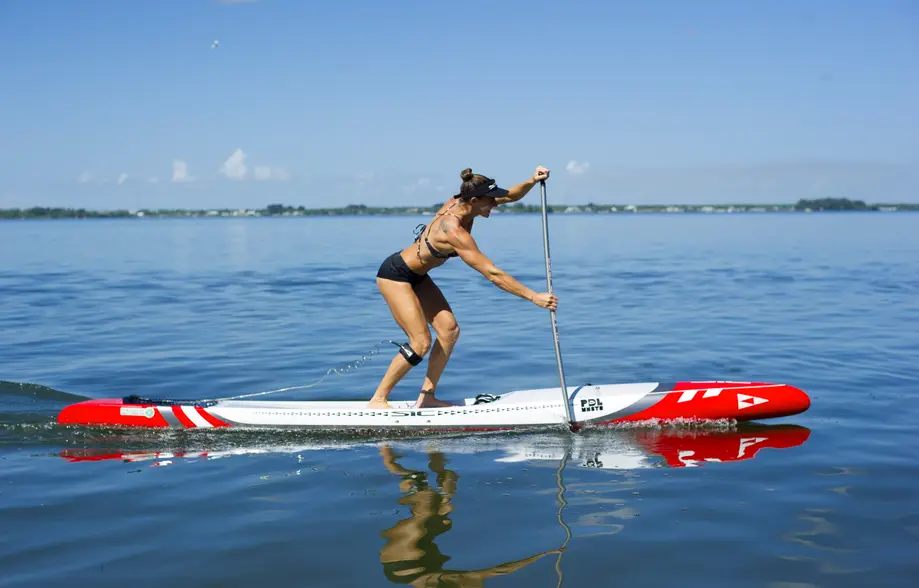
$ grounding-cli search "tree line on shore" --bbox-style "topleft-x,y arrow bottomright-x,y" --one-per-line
1,198 -> 916,219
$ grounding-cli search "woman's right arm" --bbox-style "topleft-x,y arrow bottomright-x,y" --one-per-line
448,228 -> 558,310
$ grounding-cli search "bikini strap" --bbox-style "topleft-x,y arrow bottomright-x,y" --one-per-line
415,201 -> 462,266
413,223 -> 426,242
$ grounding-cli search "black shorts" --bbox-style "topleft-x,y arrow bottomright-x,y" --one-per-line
376,251 -> 430,287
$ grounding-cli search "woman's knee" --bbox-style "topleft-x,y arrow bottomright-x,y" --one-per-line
437,320 -> 460,347
407,330 -> 433,357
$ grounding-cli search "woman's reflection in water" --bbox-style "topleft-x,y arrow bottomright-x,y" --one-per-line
378,444 -> 561,587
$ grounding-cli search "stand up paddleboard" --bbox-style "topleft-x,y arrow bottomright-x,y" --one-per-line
55,179 -> 811,432
56,380 -> 810,431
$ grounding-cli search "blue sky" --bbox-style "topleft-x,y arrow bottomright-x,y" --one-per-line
2,0 -> 917,209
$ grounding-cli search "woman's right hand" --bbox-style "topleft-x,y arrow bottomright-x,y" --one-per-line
531,292 -> 558,311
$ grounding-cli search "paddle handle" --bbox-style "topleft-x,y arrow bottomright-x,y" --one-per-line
539,179 -> 574,427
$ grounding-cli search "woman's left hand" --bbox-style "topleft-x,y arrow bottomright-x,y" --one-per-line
532,166 -> 550,183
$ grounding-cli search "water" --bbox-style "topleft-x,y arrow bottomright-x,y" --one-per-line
2,211 -> 917,587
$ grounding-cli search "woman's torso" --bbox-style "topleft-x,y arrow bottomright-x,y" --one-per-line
400,201 -> 471,273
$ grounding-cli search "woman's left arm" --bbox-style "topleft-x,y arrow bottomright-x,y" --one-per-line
494,166 -> 550,205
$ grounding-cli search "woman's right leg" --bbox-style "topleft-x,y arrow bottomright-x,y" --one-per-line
369,277 -> 433,408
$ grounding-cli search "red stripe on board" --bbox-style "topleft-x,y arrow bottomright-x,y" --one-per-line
171,406 -> 197,428
195,407 -> 231,427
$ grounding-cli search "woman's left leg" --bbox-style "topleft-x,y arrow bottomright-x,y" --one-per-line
413,277 -> 460,408
370,277 -> 433,408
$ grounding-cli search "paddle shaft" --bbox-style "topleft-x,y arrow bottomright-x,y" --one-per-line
539,179 -> 575,426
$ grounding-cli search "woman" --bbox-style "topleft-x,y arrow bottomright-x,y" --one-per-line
370,165 -> 558,409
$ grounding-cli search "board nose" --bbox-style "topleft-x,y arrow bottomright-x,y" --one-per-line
740,384 -> 810,420
787,384 -> 811,415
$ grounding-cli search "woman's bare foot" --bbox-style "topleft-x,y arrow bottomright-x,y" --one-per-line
415,390 -> 453,408
368,397 -> 391,409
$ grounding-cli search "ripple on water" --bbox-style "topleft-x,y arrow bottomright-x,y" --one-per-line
1,214 -> 918,587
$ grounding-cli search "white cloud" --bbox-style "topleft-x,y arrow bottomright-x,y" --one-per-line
77,171 -> 92,183
220,148 -> 248,180
566,160 -> 590,175
254,165 -> 289,181
172,159 -> 194,183
117,172 -> 128,185
402,176 -> 435,195
218,148 -> 288,181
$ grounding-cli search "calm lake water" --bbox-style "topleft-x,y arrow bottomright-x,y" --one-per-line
2,211 -> 917,587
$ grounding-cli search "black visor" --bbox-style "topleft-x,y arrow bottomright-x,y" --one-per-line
454,178 -> 509,200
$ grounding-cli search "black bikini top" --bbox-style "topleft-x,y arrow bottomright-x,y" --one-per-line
414,202 -> 461,263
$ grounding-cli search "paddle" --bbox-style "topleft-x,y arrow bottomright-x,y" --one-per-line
539,178 -> 576,429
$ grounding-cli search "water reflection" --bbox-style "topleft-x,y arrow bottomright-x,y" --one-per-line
56,423 -> 811,471
377,444 -> 559,586
55,424 -> 810,586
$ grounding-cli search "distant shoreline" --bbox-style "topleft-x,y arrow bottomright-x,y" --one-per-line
2,198 -> 917,220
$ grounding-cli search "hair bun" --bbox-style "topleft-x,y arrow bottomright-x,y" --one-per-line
460,168 -> 474,182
